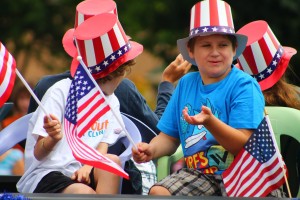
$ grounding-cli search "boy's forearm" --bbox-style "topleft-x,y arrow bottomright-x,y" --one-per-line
34,136 -> 60,160
204,115 -> 252,155
150,132 -> 180,159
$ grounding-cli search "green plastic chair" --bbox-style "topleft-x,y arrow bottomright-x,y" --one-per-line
156,144 -> 183,181
265,106 -> 300,198
156,106 -> 300,198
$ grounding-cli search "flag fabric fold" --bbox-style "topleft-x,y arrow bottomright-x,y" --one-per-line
0,42 -> 16,107
222,116 -> 286,197
64,64 -> 129,179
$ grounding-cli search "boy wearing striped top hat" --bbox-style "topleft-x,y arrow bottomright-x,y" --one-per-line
17,13 -> 143,194
132,0 -> 281,197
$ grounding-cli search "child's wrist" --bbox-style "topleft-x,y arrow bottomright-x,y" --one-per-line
41,138 -> 52,152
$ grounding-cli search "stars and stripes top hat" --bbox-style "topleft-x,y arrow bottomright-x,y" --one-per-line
177,0 -> 248,65
236,20 -> 297,91
62,0 -> 118,76
74,13 -> 143,79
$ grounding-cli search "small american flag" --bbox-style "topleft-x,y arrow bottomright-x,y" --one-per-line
222,116 -> 286,197
64,64 -> 128,179
0,42 -> 16,107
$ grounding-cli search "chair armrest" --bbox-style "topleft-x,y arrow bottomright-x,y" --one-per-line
156,145 -> 183,181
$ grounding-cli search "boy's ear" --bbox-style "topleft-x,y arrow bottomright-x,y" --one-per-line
233,43 -> 237,58
187,47 -> 194,59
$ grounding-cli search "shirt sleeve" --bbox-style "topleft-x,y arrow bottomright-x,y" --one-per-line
157,79 -> 182,139
115,79 -> 160,143
154,81 -> 174,119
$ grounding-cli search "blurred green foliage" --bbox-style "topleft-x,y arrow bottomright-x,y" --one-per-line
0,0 -> 299,84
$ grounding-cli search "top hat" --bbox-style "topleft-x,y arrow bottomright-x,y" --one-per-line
62,0 -> 118,76
177,0 -> 248,66
74,13 -> 143,79
236,20 -> 297,91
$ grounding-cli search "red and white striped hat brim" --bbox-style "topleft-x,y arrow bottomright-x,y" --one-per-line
74,13 -> 143,79
177,0 -> 247,65
236,20 -> 297,91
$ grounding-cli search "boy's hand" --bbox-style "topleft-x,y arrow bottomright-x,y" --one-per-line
71,165 -> 93,184
162,54 -> 192,83
182,105 -> 212,125
43,114 -> 63,141
132,142 -> 153,163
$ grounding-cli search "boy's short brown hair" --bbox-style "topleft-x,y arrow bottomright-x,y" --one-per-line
96,59 -> 135,84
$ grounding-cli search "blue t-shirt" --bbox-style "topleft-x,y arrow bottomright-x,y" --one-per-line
157,66 -> 265,174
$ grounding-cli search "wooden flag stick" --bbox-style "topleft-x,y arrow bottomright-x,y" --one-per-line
16,69 -> 51,121
77,56 -> 138,150
264,108 -> 292,198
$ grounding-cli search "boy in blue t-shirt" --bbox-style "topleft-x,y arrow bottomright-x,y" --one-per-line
132,0 -> 285,197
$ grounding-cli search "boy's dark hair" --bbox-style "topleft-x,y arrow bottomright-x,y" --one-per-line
96,59 -> 135,84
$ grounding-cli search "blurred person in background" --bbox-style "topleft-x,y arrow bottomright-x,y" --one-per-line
1,84 -> 31,130
0,84 -> 30,175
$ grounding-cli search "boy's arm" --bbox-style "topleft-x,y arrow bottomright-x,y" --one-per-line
34,114 -> 63,160
149,132 -> 180,159
155,54 -> 192,118
132,132 -> 180,163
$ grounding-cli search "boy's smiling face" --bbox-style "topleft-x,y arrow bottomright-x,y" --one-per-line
188,34 -> 237,84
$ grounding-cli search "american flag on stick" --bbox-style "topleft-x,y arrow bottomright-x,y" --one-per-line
64,63 -> 128,179
0,42 -> 16,107
222,116 -> 286,197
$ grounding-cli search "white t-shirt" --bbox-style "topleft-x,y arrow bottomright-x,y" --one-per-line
17,78 -> 125,193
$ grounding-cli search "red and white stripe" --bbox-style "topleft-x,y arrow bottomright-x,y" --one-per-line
76,20 -> 127,67
0,42 -> 16,107
76,88 -> 110,137
64,118 -> 129,179
238,25 -> 281,75
224,149 -> 285,197
190,0 -> 234,32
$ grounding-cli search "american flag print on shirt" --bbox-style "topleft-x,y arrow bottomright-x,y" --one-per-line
222,116 -> 286,197
64,63 -> 129,179
0,42 -> 16,107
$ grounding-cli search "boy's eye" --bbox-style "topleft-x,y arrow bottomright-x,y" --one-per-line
220,43 -> 229,47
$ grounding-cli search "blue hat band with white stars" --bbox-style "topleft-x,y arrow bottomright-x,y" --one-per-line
189,26 -> 235,37
88,43 -> 131,75
252,46 -> 283,82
